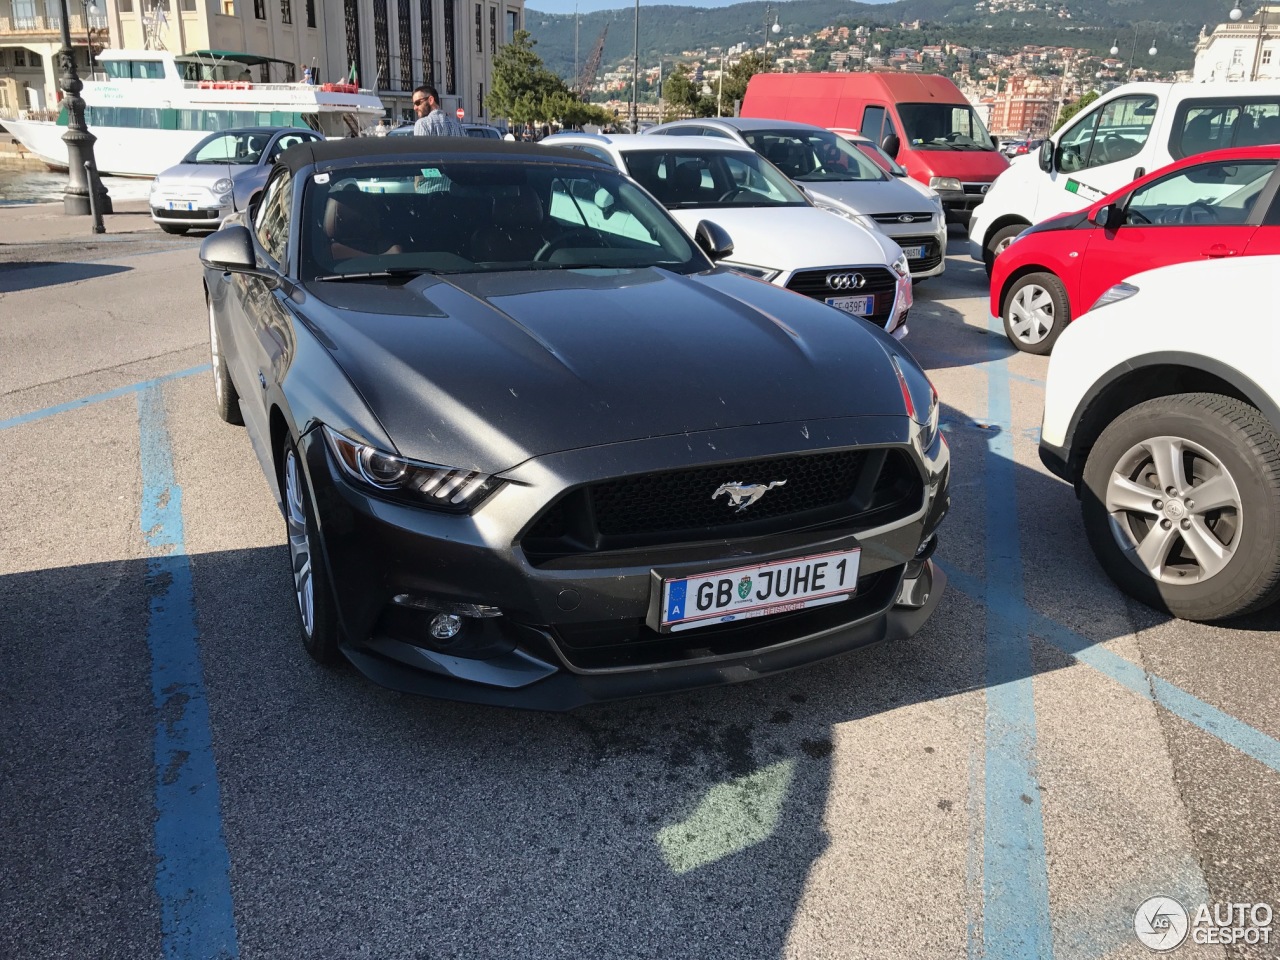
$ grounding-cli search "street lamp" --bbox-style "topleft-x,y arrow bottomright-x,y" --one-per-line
56,0 -> 111,221
81,0 -> 99,73
1110,39 -> 1119,55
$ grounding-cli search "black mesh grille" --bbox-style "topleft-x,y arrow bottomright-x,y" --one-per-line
893,234 -> 944,273
962,182 -> 989,195
785,266 -> 897,326
523,448 -> 922,561
153,208 -> 219,220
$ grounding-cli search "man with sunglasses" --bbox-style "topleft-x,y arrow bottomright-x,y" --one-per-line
412,84 -> 466,137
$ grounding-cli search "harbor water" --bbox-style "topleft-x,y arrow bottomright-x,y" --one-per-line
0,168 -> 154,205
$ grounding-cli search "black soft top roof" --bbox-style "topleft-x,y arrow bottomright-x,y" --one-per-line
277,137 -> 592,173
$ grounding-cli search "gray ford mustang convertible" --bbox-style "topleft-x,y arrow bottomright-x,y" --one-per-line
200,137 -> 949,709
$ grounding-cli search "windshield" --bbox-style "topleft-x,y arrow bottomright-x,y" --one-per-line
621,148 -> 809,209
896,103 -> 996,151
738,128 -> 888,184
183,131 -> 269,165
300,160 -> 706,281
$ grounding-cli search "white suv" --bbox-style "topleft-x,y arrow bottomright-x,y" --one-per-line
1040,255 -> 1280,621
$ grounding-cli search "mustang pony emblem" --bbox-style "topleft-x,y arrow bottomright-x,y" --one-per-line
712,480 -> 787,512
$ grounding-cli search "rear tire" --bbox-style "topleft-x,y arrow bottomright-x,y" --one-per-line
984,224 -> 1024,277
282,437 -> 345,665
208,297 -> 243,426
159,223 -> 189,235
1002,271 -> 1070,355
1081,393 -> 1280,621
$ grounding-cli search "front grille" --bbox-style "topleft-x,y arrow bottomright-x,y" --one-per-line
785,266 -> 897,326
870,212 -> 933,225
152,207 -> 220,220
962,182 -> 990,195
522,448 -> 923,562
893,233 -> 944,273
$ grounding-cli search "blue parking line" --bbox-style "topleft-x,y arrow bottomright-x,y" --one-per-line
0,365 -> 209,432
138,385 -> 239,960
944,564 -> 1280,776
979,317 -> 1056,960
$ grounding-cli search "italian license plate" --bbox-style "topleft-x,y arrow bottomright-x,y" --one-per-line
824,294 -> 874,317
901,245 -> 926,258
659,548 -> 861,633
166,201 -> 195,211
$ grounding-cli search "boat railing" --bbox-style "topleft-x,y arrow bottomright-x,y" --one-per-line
3,107 -> 59,121
180,80 -> 378,96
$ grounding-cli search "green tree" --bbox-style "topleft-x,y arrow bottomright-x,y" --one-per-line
489,30 -> 568,124
662,63 -> 699,119
1053,90 -> 1099,133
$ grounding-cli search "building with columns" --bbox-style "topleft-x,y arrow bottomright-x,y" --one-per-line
1194,4 -> 1280,82
0,0 -> 523,123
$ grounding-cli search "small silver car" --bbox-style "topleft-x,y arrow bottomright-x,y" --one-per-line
149,126 -> 323,234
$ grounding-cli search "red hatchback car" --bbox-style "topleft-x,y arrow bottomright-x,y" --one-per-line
990,145 -> 1280,354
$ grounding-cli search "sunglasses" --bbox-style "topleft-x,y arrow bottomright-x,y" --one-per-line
412,99 -> 427,106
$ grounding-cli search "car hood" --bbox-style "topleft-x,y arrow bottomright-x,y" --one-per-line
666,206 -> 897,273
799,178 -> 935,217
155,162 -> 248,185
301,267 -> 909,472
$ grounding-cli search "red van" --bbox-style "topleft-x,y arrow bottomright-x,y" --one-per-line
741,73 -> 1009,224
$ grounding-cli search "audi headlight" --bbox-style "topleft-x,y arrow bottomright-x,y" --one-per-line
725,263 -> 781,282
890,252 -> 911,279
212,177 -> 233,195
323,426 -> 498,511
1088,282 -> 1139,313
929,176 -> 963,192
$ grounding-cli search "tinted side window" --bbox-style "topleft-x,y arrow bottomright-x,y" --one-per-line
700,128 -> 734,139
661,126 -> 703,137
1171,99 -> 1280,158
1126,159 -> 1276,226
862,105 -> 887,142
254,171 -> 292,266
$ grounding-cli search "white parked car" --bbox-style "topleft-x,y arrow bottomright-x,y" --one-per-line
1040,255 -> 1280,621
643,117 -> 947,281
543,133 -> 914,338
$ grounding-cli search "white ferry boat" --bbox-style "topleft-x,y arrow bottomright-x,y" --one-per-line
2,49 -> 385,177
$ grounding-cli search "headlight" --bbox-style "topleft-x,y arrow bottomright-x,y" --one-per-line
212,178 -> 233,195
890,252 -> 911,279
929,177 -> 963,192
149,179 -> 160,194
929,193 -> 945,214
724,263 -> 781,282
322,426 -> 498,511
814,201 -> 880,234
890,355 -> 940,450
1088,282 -> 1139,313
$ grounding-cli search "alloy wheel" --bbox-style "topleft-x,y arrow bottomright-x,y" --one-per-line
284,449 -> 315,636
1104,435 -> 1242,585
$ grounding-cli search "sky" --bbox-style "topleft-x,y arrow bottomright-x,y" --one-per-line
526,0 -> 894,17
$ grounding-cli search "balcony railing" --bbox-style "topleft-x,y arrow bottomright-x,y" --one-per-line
0,14 -> 109,35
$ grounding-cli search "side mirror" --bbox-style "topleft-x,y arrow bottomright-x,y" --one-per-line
1038,140 -> 1054,172
881,133 -> 901,159
1090,203 -> 1120,229
694,220 -> 734,261
200,224 -> 276,284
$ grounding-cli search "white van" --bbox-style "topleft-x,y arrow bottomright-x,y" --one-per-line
968,79 -> 1280,271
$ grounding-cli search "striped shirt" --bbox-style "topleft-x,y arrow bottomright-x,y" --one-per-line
414,109 -> 467,137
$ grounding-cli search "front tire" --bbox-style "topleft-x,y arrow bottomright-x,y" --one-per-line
208,297 -> 243,425
282,438 -> 345,664
1081,394 -> 1280,621
983,224 -> 1023,277
1002,271 -> 1070,355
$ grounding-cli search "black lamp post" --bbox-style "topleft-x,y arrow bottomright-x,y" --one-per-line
82,0 -> 99,72
56,0 -> 111,219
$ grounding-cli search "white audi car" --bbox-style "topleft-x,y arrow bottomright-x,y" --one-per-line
543,133 -> 913,339
1040,255 -> 1280,622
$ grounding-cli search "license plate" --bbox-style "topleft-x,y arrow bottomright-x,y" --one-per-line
659,548 -> 861,633
901,245 -> 926,258
166,201 -> 195,211
824,294 -> 874,317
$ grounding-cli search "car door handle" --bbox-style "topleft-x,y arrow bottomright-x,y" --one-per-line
1203,244 -> 1238,258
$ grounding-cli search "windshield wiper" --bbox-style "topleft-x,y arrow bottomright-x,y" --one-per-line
312,267 -> 436,282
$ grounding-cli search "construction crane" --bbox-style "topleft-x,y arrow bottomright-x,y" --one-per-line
574,25 -> 608,99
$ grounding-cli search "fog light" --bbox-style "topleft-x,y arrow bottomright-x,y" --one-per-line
429,613 -> 463,640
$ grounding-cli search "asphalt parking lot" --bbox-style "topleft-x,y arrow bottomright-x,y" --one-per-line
2,218 -> 1278,960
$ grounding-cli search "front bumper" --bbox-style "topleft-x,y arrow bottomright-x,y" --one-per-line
149,191 -> 233,228
297,417 -> 950,710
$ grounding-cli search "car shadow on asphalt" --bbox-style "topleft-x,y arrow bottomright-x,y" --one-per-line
0,260 -> 130,294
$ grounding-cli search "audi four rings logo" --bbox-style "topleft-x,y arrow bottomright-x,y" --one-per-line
826,273 -> 866,290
